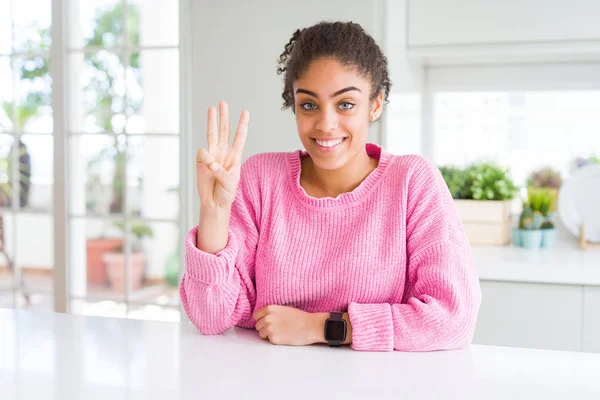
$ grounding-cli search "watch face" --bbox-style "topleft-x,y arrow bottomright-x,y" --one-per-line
326,319 -> 346,341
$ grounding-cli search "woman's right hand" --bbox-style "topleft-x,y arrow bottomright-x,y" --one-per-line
196,101 -> 250,211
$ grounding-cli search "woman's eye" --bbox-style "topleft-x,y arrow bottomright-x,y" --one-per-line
338,102 -> 355,110
300,103 -> 317,111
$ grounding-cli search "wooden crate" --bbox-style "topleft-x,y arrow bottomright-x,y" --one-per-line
454,200 -> 512,246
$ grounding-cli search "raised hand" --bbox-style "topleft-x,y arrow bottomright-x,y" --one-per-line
196,101 -> 249,210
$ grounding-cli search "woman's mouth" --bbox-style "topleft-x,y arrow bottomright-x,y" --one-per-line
311,137 -> 348,152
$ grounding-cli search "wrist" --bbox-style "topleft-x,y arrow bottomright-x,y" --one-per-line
311,312 -> 329,344
199,205 -> 231,218
311,312 -> 352,345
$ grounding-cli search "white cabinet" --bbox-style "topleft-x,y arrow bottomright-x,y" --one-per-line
408,0 -> 600,47
583,287 -> 600,353
474,281 -> 584,352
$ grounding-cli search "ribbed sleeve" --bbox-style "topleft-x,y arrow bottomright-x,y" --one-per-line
348,156 -> 480,351
180,156 -> 262,334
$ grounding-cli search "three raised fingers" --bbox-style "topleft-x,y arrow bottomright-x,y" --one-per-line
206,102 -> 249,165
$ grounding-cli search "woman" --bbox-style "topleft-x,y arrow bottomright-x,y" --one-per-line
181,21 -> 481,352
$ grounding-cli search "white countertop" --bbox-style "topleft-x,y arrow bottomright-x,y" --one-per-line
1,309 -> 600,399
474,244 -> 600,286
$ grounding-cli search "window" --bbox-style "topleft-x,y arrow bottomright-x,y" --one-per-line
0,0 -> 183,322
66,0 -> 181,321
0,0 -> 54,310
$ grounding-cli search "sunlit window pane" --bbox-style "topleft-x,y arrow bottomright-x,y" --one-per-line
67,51 -> 126,133
0,57 -> 13,132
128,0 -> 179,47
12,0 -> 51,54
126,50 -> 179,134
14,56 -> 52,133
0,2 -> 12,55
68,0 -> 123,49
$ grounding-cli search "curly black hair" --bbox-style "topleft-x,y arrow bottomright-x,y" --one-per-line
277,21 -> 391,115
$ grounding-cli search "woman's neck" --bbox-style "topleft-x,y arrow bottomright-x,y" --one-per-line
300,151 -> 378,199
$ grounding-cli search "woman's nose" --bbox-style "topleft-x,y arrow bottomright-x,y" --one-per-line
315,109 -> 338,134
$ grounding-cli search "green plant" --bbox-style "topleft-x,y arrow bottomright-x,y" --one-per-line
439,166 -> 469,199
465,162 -> 519,201
533,190 -> 555,230
519,203 -> 542,230
541,220 -> 554,229
111,220 -> 154,252
527,167 -> 562,189
438,162 -> 519,201
0,140 -> 32,207
528,189 -> 553,215
0,27 -> 49,208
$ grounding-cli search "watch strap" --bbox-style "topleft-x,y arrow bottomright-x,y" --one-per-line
329,312 -> 343,320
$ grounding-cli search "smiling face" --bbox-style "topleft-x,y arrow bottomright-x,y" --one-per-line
293,57 -> 382,171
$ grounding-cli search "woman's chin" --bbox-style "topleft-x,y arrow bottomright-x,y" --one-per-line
309,156 -> 347,171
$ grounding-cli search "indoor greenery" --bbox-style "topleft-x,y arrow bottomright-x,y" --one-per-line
111,220 -> 154,253
519,203 -> 542,230
0,28 -> 50,208
439,162 -> 519,201
527,189 -> 554,229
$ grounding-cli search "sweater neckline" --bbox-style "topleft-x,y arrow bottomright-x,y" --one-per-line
286,142 -> 391,209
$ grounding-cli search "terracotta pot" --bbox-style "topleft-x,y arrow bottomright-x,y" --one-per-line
103,252 -> 146,292
86,238 -> 124,286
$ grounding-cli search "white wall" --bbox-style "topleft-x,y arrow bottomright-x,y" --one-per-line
189,0 -> 387,222
408,0 -> 600,47
382,0 -> 423,156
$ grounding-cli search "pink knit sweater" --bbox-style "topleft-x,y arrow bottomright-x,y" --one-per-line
181,143 -> 481,352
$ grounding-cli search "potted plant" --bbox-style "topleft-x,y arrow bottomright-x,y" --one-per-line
86,235 -> 124,287
438,166 -> 469,200
84,148 -> 126,286
526,167 -> 562,212
537,190 -> 557,248
515,203 -> 543,248
103,221 -> 153,292
440,162 -> 519,246
513,189 -> 555,249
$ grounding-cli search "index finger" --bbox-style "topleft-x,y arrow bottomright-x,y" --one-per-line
232,109 -> 250,163
252,305 -> 267,322
207,106 -> 217,150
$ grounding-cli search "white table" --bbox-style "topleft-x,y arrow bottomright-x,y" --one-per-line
1,309 -> 599,399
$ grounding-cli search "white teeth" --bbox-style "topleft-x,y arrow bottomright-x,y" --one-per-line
315,138 -> 344,147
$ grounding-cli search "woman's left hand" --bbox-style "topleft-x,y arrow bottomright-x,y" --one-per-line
253,305 -> 325,346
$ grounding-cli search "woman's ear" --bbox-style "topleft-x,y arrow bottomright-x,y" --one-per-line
369,90 -> 384,122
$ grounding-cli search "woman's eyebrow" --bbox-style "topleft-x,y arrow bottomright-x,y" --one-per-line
295,86 -> 362,98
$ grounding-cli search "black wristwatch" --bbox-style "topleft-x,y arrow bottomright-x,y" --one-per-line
324,312 -> 347,347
